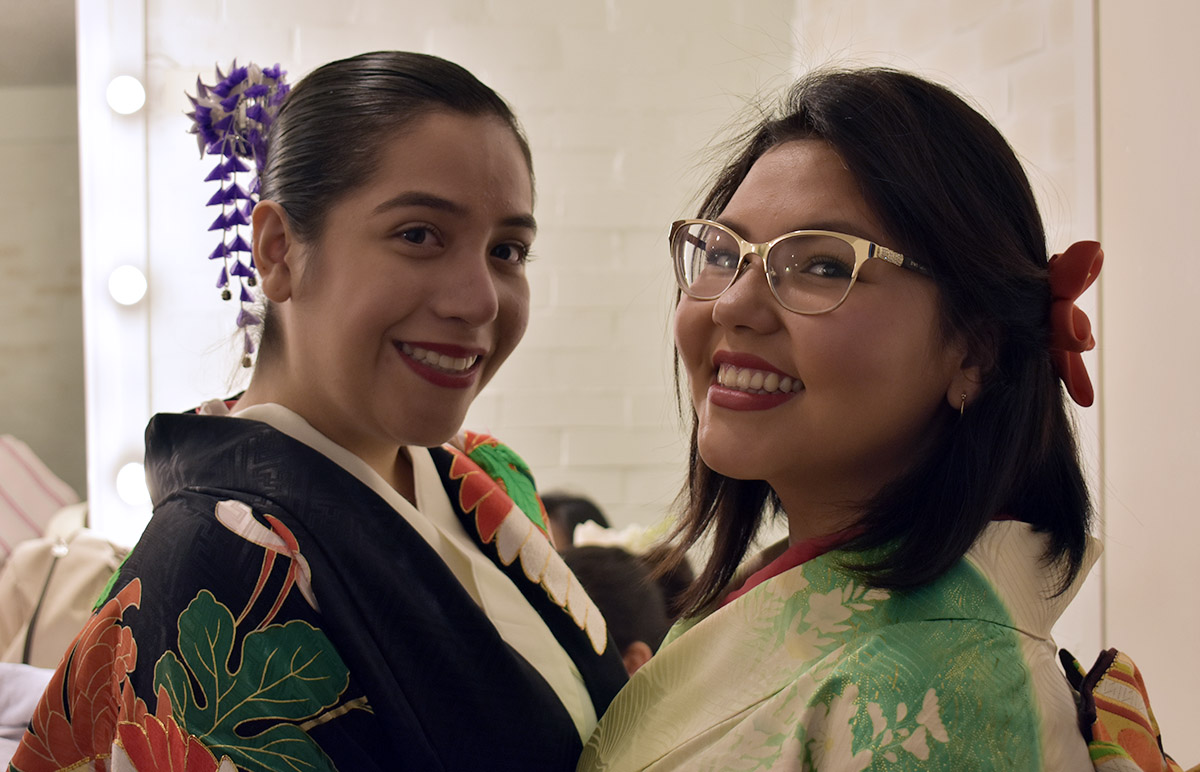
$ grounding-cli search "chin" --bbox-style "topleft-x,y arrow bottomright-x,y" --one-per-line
389,412 -> 468,449
696,436 -> 763,482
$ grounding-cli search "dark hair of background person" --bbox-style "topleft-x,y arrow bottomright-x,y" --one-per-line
254,50 -> 535,366
640,548 -> 695,621
659,67 -> 1092,617
541,492 -> 610,549
562,546 -> 672,656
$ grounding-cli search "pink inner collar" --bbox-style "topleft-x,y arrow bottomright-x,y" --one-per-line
722,529 -> 855,607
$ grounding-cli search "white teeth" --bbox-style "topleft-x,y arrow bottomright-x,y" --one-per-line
401,343 -> 478,373
717,364 -> 803,394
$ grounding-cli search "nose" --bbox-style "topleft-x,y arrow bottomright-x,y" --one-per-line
434,248 -> 500,326
711,254 -> 781,333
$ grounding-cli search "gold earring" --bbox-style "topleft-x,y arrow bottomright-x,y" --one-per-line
959,392 -> 967,417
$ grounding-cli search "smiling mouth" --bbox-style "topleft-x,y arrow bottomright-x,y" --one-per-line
716,363 -> 803,394
400,343 -> 480,374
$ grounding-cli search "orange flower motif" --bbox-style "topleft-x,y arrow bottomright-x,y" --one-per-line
12,579 -> 142,772
448,439 -> 515,543
445,434 -> 609,655
114,714 -> 236,772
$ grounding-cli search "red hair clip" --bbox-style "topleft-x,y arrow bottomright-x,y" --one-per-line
1047,241 -> 1103,407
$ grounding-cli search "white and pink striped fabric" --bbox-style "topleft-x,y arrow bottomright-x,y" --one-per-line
0,436 -> 80,562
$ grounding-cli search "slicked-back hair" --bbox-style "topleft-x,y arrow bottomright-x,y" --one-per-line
661,67 -> 1092,617
254,51 -> 533,364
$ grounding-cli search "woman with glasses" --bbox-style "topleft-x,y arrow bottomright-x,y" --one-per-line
579,67 -> 1101,771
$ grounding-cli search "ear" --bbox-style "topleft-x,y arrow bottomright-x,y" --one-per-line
251,200 -> 298,303
945,331 -> 993,412
621,641 -> 655,676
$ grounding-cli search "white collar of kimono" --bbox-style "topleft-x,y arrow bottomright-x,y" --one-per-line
965,520 -> 1102,641
198,399 -> 597,742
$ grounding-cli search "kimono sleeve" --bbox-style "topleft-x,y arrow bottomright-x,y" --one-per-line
7,493 -> 366,772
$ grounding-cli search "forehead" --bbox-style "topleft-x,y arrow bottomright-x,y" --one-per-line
721,139 -> 887,243
351,111 -> 534,215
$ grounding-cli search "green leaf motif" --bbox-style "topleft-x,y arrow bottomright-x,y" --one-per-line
468,441 -> 546,531
154,590 -> 350,772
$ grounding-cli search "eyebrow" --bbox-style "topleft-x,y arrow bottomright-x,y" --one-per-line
373,191 -> 537,234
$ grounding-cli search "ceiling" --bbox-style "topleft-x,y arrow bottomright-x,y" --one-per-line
0,0 -> 76,87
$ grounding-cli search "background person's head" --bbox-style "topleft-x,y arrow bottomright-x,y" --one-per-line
668,67 -> 1091,615
243,52 -> 537,469
542,492 -> 610,550
562,545 -> 671,675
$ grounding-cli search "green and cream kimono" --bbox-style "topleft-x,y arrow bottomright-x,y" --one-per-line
578,521 -> 1097,771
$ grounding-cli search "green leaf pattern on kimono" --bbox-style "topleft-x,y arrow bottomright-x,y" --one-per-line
719,564 -> 959,771
153,590 -> 350,772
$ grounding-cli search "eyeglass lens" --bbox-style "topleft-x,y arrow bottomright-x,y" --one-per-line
672,222 -> 858,313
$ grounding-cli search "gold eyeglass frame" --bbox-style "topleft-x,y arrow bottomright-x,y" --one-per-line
670,218 -> 932,315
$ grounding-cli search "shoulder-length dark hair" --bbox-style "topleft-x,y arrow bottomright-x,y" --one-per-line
254,50 -> 533,363
660,67 -> 1092,616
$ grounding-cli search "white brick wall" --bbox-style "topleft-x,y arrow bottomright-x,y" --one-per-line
137,0 -> 1093,537
792,0 -> 1093,247
0,86 -> 85,495
144,0 -> 793,529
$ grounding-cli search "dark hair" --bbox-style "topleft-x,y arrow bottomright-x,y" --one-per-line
255,51 -> 533,362
641,548 -> 694,621
541,492 -> 610,544
662,67 -> 1092,616
562,546 -> 672,653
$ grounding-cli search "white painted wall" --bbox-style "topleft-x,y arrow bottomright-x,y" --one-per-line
138,0 -> 797,530
1098,0 -> 1200,762
0,86 -> 85,495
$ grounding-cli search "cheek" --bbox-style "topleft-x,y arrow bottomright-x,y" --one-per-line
673,300 -> 711,388
498,278 -> 531,352
797,305 -> 928,387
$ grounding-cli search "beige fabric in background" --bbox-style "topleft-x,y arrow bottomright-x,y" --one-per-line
0,522 -> 123,669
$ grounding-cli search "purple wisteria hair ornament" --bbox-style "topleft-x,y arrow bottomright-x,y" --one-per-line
186,61 -> 290,367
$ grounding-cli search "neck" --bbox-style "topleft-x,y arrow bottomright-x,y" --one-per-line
775,488 -> 862,546
233,377 -> 417,506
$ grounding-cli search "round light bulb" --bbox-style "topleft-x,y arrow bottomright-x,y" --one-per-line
115,462 -> 151,506
108,265 -> 147,305
106,75 -> 146,115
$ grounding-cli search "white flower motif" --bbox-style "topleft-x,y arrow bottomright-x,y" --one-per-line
785,624 -> 832,660
806,588 -> 854,634
214,500 -> 317,610
901,725 -> 930,760
917,688 -> 949,743
867,702 -> 887,738
807,684 -> 873,772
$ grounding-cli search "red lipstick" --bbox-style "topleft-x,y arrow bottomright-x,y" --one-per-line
707,350 -> 801,411
395,341 -> 484,389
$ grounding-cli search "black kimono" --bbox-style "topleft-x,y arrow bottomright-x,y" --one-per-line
10,407 -> 626,772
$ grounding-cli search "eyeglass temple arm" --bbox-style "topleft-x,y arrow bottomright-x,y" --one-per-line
871,244 -> 932,277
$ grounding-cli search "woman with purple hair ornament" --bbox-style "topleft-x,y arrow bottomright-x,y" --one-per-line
9,52 -> 626,772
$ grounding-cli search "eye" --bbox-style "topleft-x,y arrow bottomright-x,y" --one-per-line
398,226 -> 439,246
800,256 -> 854,279
705,248 -> 741,271
490,242 -> 530,266
770,235 -> 857,283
